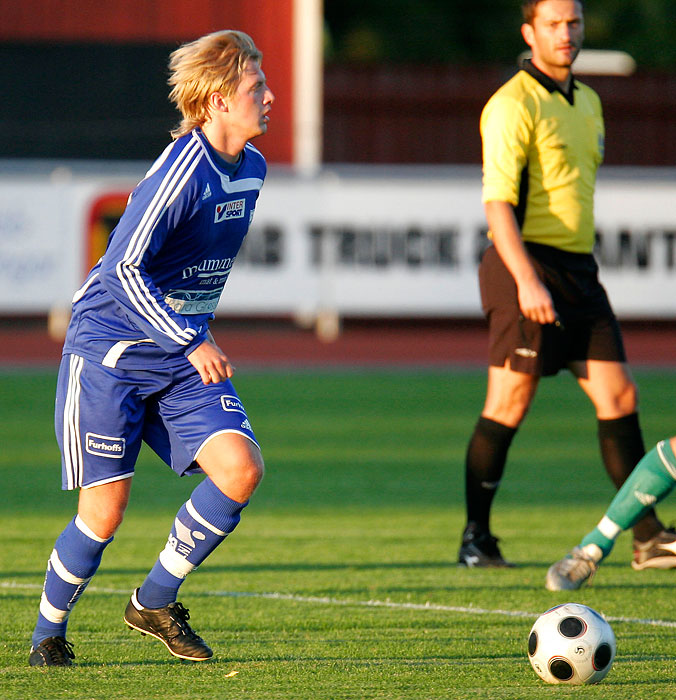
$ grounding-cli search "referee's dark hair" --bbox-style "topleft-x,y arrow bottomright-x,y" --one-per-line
522,0 -> 584,25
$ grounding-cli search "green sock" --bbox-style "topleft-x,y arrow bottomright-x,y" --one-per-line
580,440 -> 676,561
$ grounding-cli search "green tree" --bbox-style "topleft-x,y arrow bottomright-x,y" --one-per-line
325,0 -> 676,70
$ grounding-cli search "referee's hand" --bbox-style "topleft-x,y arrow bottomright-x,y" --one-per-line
187,339 -> 234,384
517,278 -> 557,325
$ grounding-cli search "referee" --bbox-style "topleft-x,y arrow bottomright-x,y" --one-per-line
458,0 -> 676,569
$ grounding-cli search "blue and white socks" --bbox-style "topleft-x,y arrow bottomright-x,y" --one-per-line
136,478 -> 247,610
31,515 -> 113,649
32,479 -> 247,647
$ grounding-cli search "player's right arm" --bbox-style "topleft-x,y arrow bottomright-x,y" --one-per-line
97,142 -> 208,357
186,331 -> 234,385
484,200 -> 556,325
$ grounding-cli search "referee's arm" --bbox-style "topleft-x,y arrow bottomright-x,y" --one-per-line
484,200 -> 556,326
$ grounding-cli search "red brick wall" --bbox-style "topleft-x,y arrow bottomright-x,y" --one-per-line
323,64 -> 676,166
0,0 -> 293,162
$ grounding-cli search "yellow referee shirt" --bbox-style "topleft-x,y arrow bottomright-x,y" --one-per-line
481,60 -> 604,254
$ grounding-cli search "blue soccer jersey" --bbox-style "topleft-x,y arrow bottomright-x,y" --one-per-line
64,128 -> 266,369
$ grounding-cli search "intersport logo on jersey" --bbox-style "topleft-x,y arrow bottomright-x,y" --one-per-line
215,199 -> 246,223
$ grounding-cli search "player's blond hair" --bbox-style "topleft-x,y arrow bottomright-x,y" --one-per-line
168,30 -> 263,138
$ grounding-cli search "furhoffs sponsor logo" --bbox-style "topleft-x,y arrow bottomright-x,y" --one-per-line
221,395 -> 246,415
85,432 -> 126,459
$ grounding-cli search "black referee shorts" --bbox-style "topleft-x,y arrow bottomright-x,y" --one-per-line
479,242 -> 626,377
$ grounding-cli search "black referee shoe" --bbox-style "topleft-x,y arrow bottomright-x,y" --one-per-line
29,636 -> 75,667
124,589 -> 213,661
458,523 -> 514,568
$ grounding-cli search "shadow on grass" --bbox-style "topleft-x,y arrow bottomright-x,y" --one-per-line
3,559 -> 634,579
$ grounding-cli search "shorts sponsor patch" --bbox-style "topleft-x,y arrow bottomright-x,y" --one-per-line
221,395 -> 247,415
85,432 -> 126,459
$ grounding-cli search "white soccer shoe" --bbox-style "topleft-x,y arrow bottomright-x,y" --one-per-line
632,528 -> 676,570
545,547 -> 598,591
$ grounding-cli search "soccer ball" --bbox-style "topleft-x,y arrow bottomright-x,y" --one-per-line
528,603 -> 616,685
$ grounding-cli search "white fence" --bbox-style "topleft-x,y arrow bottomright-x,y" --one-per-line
1,161 -> 675,318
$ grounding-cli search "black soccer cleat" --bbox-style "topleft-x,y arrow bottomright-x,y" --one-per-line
124,589 -> 213,661
29,636 -> 75,667
458,523 -> 514,568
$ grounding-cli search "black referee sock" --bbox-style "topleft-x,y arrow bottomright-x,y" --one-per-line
465,416 -> 517,533
598,412 -> 663,541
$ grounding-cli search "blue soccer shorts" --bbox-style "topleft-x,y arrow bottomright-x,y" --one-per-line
55,353 -> 259,490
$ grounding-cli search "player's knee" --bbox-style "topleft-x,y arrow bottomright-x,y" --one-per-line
625,381 -> 639,411
483,388 -> 533,426
613,379 -> 639,415
246,461 -> 265,494
483,365 -> 537,427
211,440 -> 264,494
80,509 -> 125,540
238,448 -> 265,492
78,480 -> 130,539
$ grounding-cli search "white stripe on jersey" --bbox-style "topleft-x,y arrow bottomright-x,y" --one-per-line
219,176 -> 264,194
115,135 -> 202,347
63,354 -> 84,490
125,136 -> 201,265
143,141 -> 175,180
117,136 -> 201,342
72,271 -> 100,304
245,142 -> 263,156
101,339 -> 154,368
201,141 -> 264,194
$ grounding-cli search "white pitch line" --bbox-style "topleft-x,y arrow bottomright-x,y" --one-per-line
3,580 -> 676,629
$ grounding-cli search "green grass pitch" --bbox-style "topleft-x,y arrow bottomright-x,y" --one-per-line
2,367 -> 676,699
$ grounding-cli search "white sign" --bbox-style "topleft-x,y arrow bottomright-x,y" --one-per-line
0,182 -> 76,311
0,163 -> 674,318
